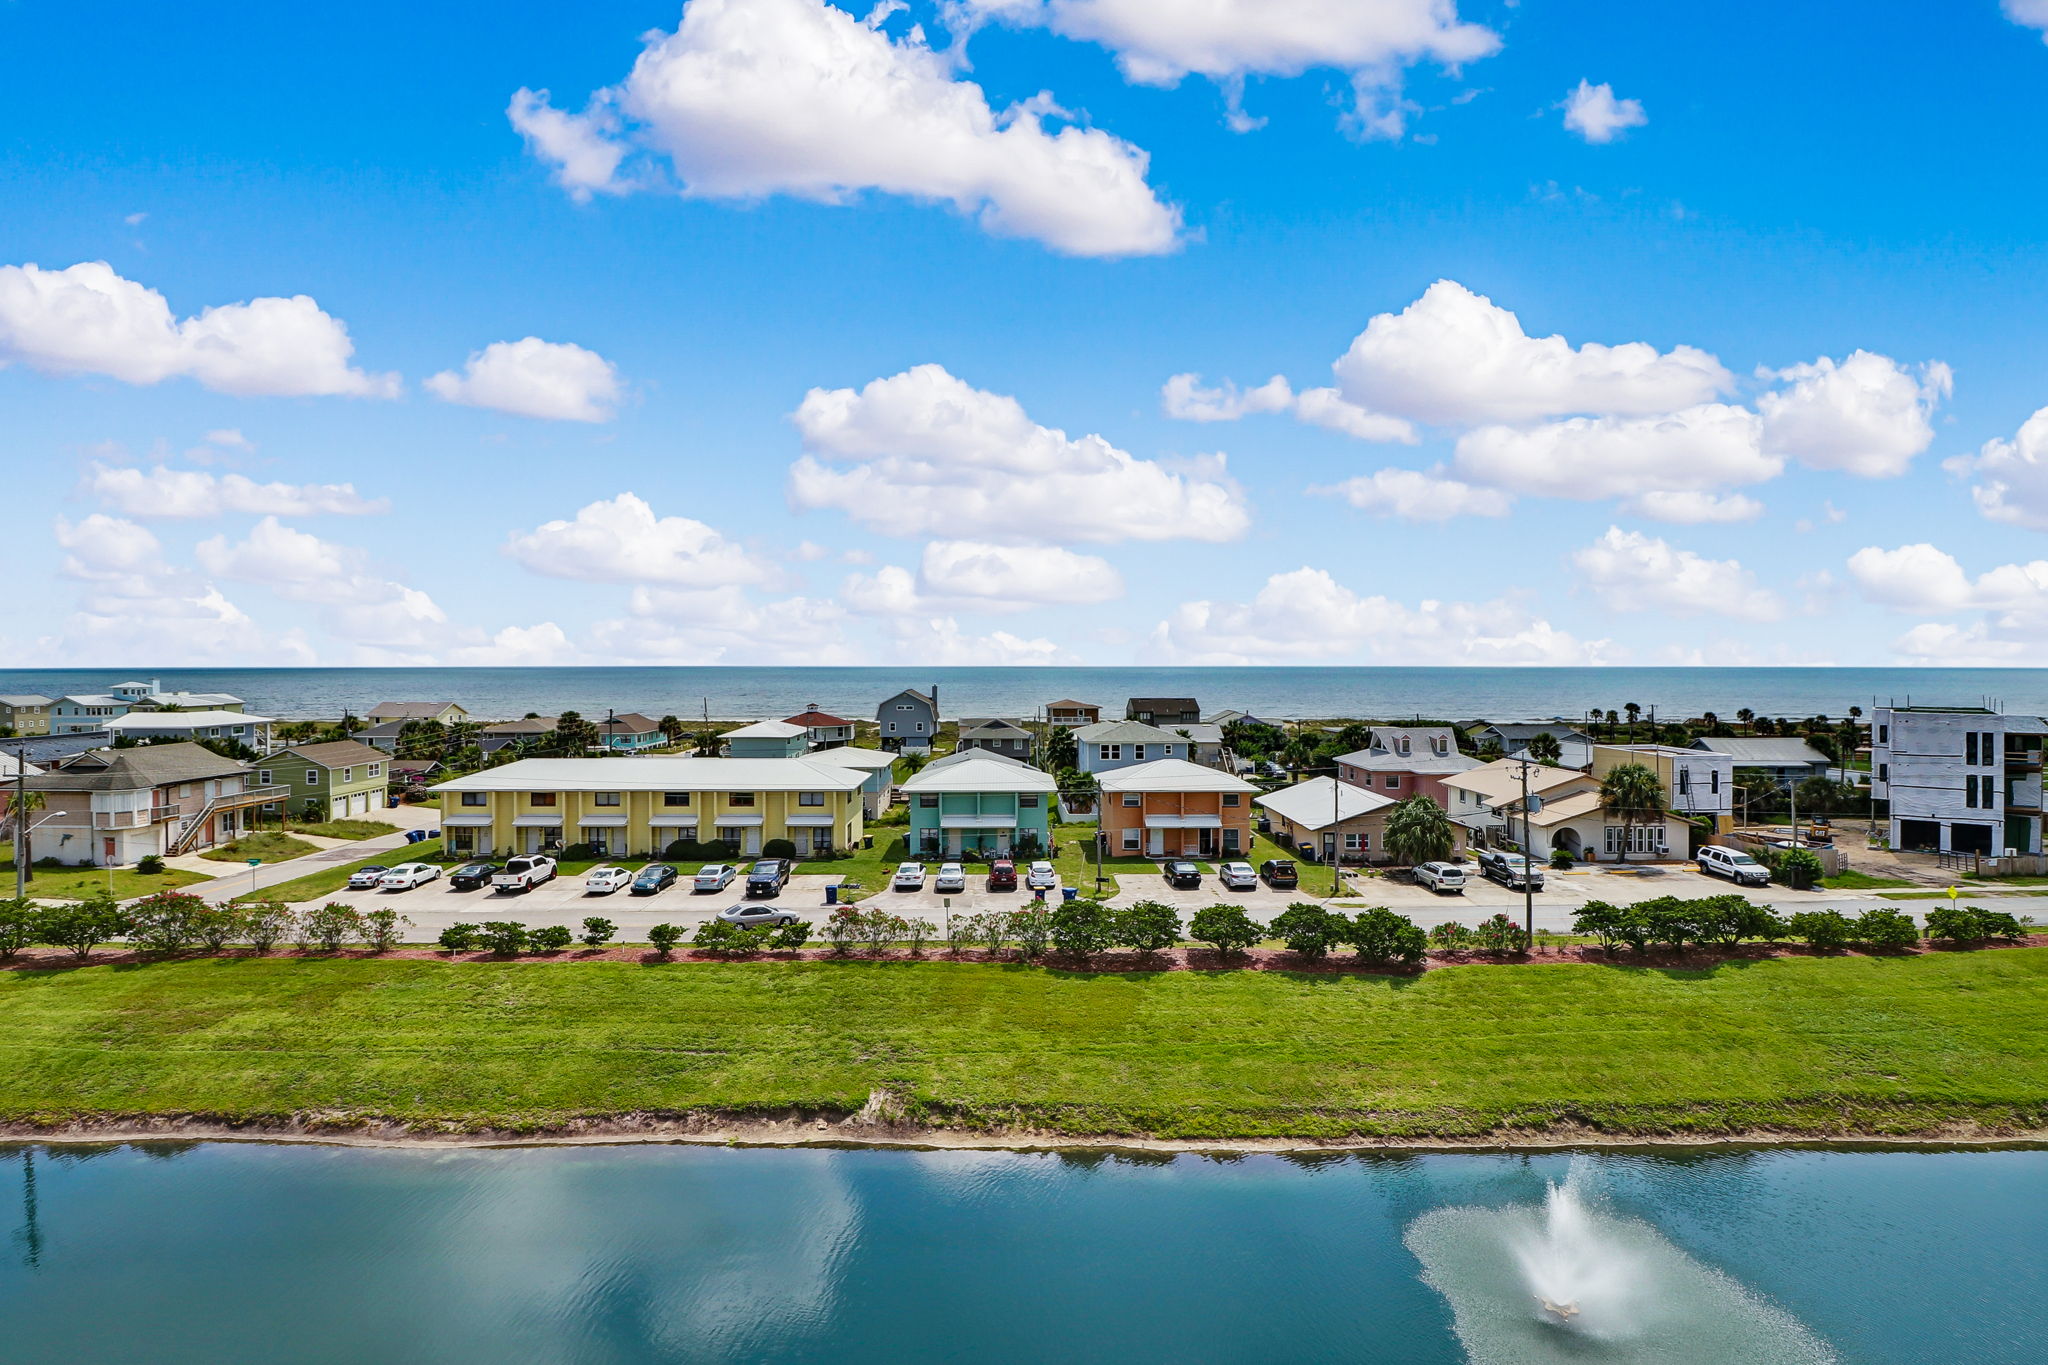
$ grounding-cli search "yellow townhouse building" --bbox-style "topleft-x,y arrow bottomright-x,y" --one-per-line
430,756 -> 870,860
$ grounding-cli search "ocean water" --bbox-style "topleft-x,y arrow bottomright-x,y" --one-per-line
0,1143 -> 2040,1364
0,665 -> 2042,724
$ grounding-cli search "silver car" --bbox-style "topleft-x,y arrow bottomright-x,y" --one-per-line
933,862 -> 967,893
692,863 -> 737,892
1218,861 -> 1258,890
718,903 -> 802,929
1414,861 -> 1467,894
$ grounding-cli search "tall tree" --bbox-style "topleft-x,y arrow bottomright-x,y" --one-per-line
1623,702 -> 1642,741
1526,731 -> 1563,765
1599,763 -> 1667,863
1383,796 -> 1456,869
556,710 -> 599,754
1045,725 -> 1077,772
658,715 -> 685,747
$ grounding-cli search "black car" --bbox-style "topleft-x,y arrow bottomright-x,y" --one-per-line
448,861 -> 502,891
1163,859 -> 1202,888
744,858 -> 792,898
631,863 -> 678,895
1260,858 -> 1299,889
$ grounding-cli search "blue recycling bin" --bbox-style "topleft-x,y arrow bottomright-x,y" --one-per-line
1062,887 -> 1079,902
825,883 -> 839,905
406,828 -> 428,844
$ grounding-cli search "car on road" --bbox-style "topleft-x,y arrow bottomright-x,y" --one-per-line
892,861 -> 927,892
1024,860 -> 1058,892
1479,849 -> 1545,891
1414,861 -> 1467,894
1218,861 -> 1258,890
1163,859 -> 1202,889
718,902 -> 803,929
693,863 -> 737,892
987,857 -> 1017,890
377,862 -> 441,891
1260,859 -> 1298,889
491,854 -> 557,894
631,863 -> 678,895
1697,845 -> 1771,888
745,858 -> 791,898
448,861 -> 501,891
584,866 -> 634,896
934,862 -> 967,894
347,864 -> 392,890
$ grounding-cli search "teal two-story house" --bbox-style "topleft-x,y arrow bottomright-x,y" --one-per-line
899,755 -> 1057,858
721,720 -> 811,758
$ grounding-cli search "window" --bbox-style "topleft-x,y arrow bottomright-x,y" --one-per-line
341,767 -> 354,783
1384,776 -> 1399,789
1121,793 -> 1140,807
1121,829 -> 1141,851
1985,731 -> 1998,767
1678,768 -> 1691,795
915,722 -> 925,734
1879,763 -> 1889,783
896,704 -> 912,711
1967,732 -> 1978,765
798,791 -> 824,807
305,770 -> 319,785
530,792 -> 557,807
1019,794 -> 1039,807
460,792 -> 487,807
1222,829 -> 1239,853
1222,793 -> 1240,807
1102,744 -> 1122,762
594,792 -> 621,807
258,769 -> 272,785
1397,738 -> 1410,755
368,764 -> 381,778
1133,745 -> 1147,761
1710,769 -> 1720,794
1965,776 -> 1977,809
664,792 -> 690,807
729,792 -> 756,808
918,794 -> 939,808
1344,833 -> 1364,851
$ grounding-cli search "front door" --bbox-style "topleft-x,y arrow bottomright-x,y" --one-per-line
102,837 -> 116,864
742,826 -> 761,857
1198,827 -> 1217,857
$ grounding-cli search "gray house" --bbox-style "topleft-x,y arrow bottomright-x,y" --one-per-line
1075,719 -> 1191,774
876,687 -> 939,752
1689,736 -> 1834,789
957,717 -> 1033,760
1467,722 -> 1594,769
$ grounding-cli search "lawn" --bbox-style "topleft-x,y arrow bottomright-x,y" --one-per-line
0,948 -> 2042,1139
254,818 -> 399,841
0,841 -> 211,901
200,831 -> 321,863
1821,870 -> 1919,890
250,839 -> 444,903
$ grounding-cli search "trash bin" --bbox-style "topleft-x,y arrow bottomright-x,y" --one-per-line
825,883 -> 839,905
1062,887 -> 1078,902
406,828 -> 428,844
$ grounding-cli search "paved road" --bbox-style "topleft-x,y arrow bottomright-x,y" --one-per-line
192,804 -> 441,906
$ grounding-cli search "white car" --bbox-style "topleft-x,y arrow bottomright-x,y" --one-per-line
1024,860 -> 1058,891
583,866 -> 633,896
1218,861 -> 1258,890
1414,861 -> 1467,894
377,862 -> 441,891
693,863 -> 737,892
1697,845 -> 1771,888
892,862 -> 927,891
346,864 -> 391,890
933,862 -> 967,894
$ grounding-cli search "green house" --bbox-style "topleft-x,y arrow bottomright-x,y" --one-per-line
259,740 -> 391,822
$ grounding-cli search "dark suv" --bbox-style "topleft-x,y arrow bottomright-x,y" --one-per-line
1163,860 -> 1202,888
744,858 -> 792,898
449,861 -> 502,891
1260,859 -> 1299,889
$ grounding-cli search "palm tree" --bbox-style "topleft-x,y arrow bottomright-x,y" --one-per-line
1599,763 -> 1667,864
1604,709 -> 1620,733
1526,731 -> 1563,765
1057,766 -> 1097,816
1383,795 -> 1455,870
1735,707 -> 1755,732
1623,702 -> 1642,742
658,715 -> 685,747
1700,710 -> 1720,737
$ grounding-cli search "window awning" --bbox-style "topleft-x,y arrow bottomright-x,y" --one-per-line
1145,814 -> 1222,829
513,815 -> 563,827
649,813 -> 699,827
785,813 -> 835,827
714,814 -> 765,827
940,814 -> 1016,829
442,814 -> 494,827
577,815 -> 628,828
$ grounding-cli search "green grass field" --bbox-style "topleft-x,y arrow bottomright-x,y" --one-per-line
1821,870 -> 1919,891
250,839 -> 443,903
254,818 -> 399,841
1,947 -> 2041,1139
199,831 -> 321,863
1,842 -> 210,901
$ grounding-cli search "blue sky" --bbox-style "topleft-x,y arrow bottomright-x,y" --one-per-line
7,0 -> 2048,668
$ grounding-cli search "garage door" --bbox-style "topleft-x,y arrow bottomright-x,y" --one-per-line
1950,822 -> 1995,855
1897,819 -> 1939,851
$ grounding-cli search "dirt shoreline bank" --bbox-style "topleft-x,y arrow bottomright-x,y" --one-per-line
7,1112 -> 2045,1155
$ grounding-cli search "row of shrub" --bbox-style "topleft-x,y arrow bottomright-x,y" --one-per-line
433,918 -> 629,956
1571,894 -> 2027,952
0,891 -> 413,960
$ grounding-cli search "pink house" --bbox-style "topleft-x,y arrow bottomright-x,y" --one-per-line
1334,726 -> 1480,807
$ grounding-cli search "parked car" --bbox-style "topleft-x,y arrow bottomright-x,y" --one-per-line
1024,860 -> 1058,891
491,854 -> 557,895
1414,861 -> 1467,894
934,862 -> 967,894
1259,859 -> 1299,889
986,858 -> 1017,890
892,861 -> 927,891
631,863 -> 678,895
584,866 -> 634,896
745,858 -> 792,898
1163,859 -> 1202,889
1697,844 -> 1771,887
693,863 -> 737,893
1479,849 -> 1545,891
347,864 -> 392,890
1218,861 -> 1257,890
377,862 -> 441,891
718,902 -> 803,929
448,861 -> 501,891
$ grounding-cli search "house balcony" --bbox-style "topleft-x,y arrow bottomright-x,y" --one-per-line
93,807 -> 173,830
201,784 -> 293,811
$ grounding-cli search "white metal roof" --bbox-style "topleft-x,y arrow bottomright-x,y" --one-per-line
430,756 -> 868,793
1253,776 -> 1396,830
803,747 -> 897,771
104,710 -> 274,729
721,720 -> 807,740
901,756 -> 1058,793
1096,758 -> 1259,794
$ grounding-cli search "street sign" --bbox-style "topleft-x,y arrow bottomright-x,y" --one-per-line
247,858 -> 262,867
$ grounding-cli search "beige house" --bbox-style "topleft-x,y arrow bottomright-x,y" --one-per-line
1441,757 -> 1693,863
19,743 -> 286,866
1592,744 -> 1736,835
0,695 -> 54,736
367,701 -> 470,726
1255,775 -> 1400,865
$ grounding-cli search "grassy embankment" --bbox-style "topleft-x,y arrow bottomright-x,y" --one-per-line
247,839 -> 444,903
200,831 -> 322,863
252,818 -> 399,841
0,842 -> 209,901
0,947 -> 2042,1141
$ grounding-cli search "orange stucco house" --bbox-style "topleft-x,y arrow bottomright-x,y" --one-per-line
1096,758 -> 1260,859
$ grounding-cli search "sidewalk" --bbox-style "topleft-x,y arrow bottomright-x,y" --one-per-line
194,804 -> 442,905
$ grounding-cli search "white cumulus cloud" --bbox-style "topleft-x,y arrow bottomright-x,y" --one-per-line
845,539 -> 1122,614
1757,351 -> 1950,477
426,336 -> 622,422
1313,467 -> 1512,521
1453,404 -> 1778,499
503,493 -> 778,586
789,363 -> 1249,543
84,463 -> 389,518
1162,371 -> 1415,443
1571,527 -> 1783,620
2005,1 -> 2048,41
1945,405 -> 2048,529
0,261 -> 396,397
1559,80 -> 1646,143
511,0 -> 1180,257
1616,490 -> 1765,524
195,517 -> 451,650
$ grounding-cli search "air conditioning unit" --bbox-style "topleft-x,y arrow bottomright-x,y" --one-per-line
2005,847 -> 2019,858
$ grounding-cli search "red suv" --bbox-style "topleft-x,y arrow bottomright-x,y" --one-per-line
987,858 -> 1018,890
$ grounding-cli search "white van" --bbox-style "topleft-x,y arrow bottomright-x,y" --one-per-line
1697,845 -> 1770,888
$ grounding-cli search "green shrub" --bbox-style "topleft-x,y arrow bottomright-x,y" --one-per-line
1925,904 -> 2025,944
1638,896 -> 1698,951
192,905 -> 244,953
240,901 -> 295,954
528,924 -> 573,953
1271,903 -> 1345,959
899,916 -> 934,956
127,890 -> 210,956
437,923 -> 479,954
822,907 -> 863,955
647,922 -> 682,958
1789,909 -> 1853,951
861,909 -> 903,955
1113,900 -> 1182,954
1472,913 -> 1528,956
0,897 -> 37,960
943,912 -> 976,956
1006,907 -> 1051,959
1549,849 -> 1573,869
358,907 -> 409,953
1770,846 -> 1824,890
1691,894 -> 1786,947
1189,903 -> 1260,955
1851,908 -> 1920,950
299,902 -> 362,953
1427,920 -> 1473,952
1343,906 -> 1426,966
1049,899 -> 1116,957
35,896 -> 129,960
136,854 -> 167,875
1571,901 -> 1625,952
476,920 -> 529,955
762,838 -> 798,859
771,919 -> 812,952
560,842 -> 599,862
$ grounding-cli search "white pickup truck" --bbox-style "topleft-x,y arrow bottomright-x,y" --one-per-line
491,854 -> 557,894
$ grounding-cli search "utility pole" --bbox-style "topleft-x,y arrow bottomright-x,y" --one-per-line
11,740 -> 27,902
1330,765 -> 1343,898
1507,755 -> 1538,946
